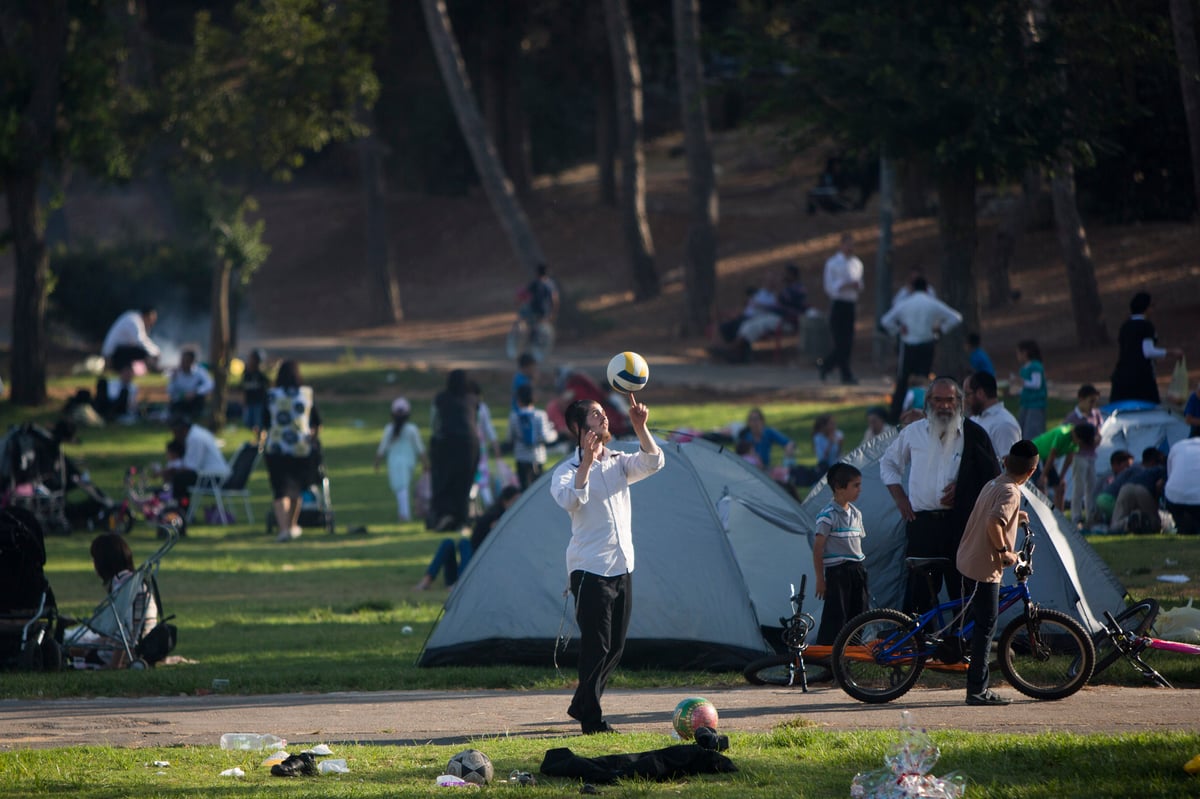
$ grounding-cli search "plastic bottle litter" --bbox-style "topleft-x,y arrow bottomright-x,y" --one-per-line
219,733 -> 287,752
319,759 -> 350,774
850,711 -> 966,798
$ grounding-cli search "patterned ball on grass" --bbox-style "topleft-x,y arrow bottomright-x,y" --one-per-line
672,696 -> 719,740
446,749 -> 494,785
607,351 -> 650,392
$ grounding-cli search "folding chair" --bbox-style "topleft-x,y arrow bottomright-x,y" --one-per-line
187,442 -> 260,525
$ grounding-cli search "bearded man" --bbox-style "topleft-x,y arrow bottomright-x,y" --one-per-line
880,377 -> 1000,613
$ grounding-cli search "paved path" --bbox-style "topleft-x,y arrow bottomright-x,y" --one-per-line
2,685 -> 1196,750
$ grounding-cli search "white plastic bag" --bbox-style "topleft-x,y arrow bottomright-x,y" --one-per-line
1155,598 -> 1200,644
1167,355 -> 1189,405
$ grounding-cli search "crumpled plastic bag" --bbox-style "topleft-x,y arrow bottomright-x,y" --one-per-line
1155,599 -> 1200,644
436,774 -> 477,788
850,711 -> 966,798
219,768 -> 245,778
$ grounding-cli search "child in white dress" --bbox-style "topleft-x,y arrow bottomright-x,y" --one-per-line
373,397 -> 428,522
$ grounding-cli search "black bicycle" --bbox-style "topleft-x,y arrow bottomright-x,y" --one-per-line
742,576 -> 833,690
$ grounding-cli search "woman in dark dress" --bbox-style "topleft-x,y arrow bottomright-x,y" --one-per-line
1110,292 -> 1183,405
427,369 -> 480,531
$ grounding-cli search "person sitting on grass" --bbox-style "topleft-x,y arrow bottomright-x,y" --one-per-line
66,534 -> 159,669
414,486 -> 522,591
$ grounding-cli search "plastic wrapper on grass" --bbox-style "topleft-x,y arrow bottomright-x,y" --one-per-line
850,711 -> 966,798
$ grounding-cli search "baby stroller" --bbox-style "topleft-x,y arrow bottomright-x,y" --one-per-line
0,507 -> 63,671
0,423 -> 72,537
265,455 -> 336,536
63,519 -> 180,670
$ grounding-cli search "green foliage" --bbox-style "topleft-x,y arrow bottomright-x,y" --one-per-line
160,0 -> 382,181
737,0 -> 1071,178
48,238 -> 212,343
0,0 -> 136,179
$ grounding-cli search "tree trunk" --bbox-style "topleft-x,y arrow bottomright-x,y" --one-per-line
934,165 -> 979,378
358,122 -> 404,324
1170,0 -> 1200,217
898,157 -> 935,219
672,0 -> 718,337
595,50 -> 617,207
1050,159 -> 1109,347
420,0 -> 546,276
875,153 -> 896,324
482,4 -> 531,198
208,259 -> 233,431
1,1 -> 69,405
604,0 -> 659,300
6,170 -> 50,406
987,180 -> 1027,310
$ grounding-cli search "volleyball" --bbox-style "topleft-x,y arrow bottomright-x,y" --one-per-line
672,696 -> 719,740
607,352 -> 650,392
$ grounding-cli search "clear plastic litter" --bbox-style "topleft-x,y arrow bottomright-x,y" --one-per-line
850,711 -> 966,798
219,767 -> 245,778
302,744 -> 334,756
319,759 -> 350,774
436,774 -> 477,788
219,733 -> 287,751
261,751 -> 290,768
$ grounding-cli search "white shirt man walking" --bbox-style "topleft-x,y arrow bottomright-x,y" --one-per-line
964,371 -> 1022,464
819,232 -> 864,385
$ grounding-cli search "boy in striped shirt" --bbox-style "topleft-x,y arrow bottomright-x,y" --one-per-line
812,463 -> 869,645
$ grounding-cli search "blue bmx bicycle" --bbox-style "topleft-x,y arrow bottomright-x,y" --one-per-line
831,525 -> 1095,703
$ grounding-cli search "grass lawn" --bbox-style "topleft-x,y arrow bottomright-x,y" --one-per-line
2,729 -> 1200,798
2,359 -> 1200,797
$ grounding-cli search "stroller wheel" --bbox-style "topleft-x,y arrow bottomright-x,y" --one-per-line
41,637 -> 63,672
130,658 -> 149,671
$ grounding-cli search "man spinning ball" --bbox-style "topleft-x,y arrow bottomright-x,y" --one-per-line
551,393 -> 663,735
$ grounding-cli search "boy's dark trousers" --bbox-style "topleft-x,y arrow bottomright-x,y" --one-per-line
568,570 -> 632,730
516,461 -> 542,489
963,577 -> 1000,696
815,561 -> 869,645
823,299 -> 857,380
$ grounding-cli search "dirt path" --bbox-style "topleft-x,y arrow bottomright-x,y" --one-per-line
2,685 -> 1196,750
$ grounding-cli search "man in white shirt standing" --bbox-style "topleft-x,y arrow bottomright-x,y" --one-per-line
101,307 -> 161,373
879,378 -> 1000,613
551,393 -> 664,735
880,277 -> 963,423
818,232 -> 864,385
964,371 -> 1022,462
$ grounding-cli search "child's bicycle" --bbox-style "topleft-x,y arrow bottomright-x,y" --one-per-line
742,576 -> 832,690
831,525 -> 1095,703
101,466 -> 187,538
1096,599 -> 1200,688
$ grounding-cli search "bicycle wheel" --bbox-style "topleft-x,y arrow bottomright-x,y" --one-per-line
998,608 -> 1095,700
832,608 -> 926,704
1090,598 -> 1160,680
743,653 -> 833,687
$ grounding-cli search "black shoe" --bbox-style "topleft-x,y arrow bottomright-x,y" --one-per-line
581,720 -> 618,735
965,690 -> 1011,706
271,753 -> 318,777
693,726 -> 729,752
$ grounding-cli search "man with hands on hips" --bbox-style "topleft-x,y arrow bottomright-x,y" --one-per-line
551,392 -> 663,735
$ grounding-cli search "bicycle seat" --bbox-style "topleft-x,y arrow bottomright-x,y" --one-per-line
905,556 -> 951,571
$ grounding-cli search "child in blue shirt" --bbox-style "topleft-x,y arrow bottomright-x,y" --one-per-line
966,332 -> 994,376
812,463 -> 868,645
1011,339 -> 1047,439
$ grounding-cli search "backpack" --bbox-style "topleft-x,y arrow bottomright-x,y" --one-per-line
516,409 -> 540,448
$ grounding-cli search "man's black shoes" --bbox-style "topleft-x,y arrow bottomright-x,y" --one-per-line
581,720 -> 618,735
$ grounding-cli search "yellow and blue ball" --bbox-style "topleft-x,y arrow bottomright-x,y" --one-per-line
607,351 -> 650,393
